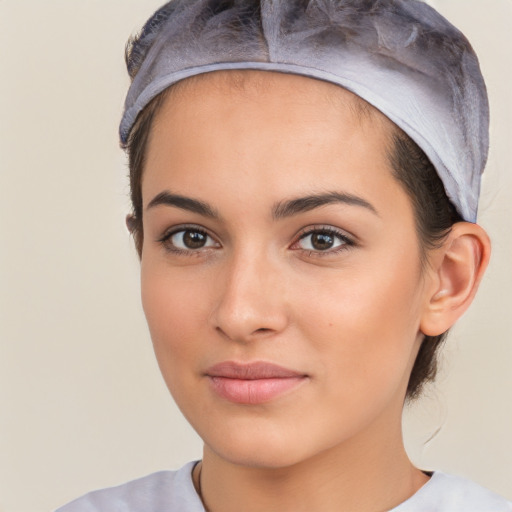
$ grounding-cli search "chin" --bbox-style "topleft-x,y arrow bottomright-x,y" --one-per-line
194,412 -> 341,470
208,437 -> 311,470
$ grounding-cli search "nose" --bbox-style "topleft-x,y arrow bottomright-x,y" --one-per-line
210,250 -> 289,343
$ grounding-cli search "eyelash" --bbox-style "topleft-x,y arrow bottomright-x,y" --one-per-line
157,225 -> 355,257
157,225 -> 219,256
292,226 -> 355,257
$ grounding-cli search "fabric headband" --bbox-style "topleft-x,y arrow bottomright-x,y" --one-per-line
120,0 -> 489,222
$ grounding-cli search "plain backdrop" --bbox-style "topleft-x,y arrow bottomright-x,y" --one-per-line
0,1 -> 511,511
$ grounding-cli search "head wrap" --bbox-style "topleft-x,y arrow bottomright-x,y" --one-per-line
120,0 -> 489,222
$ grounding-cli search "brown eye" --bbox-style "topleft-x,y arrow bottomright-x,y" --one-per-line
168,229 -> 218,251
296,228 -> 351,253
310,232 -> 335,250
183,230 -> 207,249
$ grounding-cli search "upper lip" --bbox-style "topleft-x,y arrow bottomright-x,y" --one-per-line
205,361 -> 306,380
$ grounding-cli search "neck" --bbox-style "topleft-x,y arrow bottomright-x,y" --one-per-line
196,412 -> 428,512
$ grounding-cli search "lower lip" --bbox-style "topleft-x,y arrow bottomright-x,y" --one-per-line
208,376 -> 307,404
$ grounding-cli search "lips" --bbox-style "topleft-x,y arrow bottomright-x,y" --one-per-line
205,361 -> 308,404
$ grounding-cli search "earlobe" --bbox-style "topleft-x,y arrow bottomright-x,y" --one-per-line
420,222 -> 491,336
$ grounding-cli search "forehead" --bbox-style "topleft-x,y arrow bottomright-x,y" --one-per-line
142,69 -> 413,226
160,69 -> 389,127
145,70 -> 397,190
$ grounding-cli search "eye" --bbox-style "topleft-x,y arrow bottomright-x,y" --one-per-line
159,227 -> 219,253
294,227 -> 353,253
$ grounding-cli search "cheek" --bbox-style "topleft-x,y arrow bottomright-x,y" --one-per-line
294,253 -> 424,402
140,256 -> 211,388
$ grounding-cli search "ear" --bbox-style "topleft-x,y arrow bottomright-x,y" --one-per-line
420,222 -> 491,336
125,214 -> 136,233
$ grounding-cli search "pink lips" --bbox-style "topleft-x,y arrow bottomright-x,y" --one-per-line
205,361 -> 307,405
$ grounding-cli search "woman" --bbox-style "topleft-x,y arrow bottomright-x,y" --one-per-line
57,0 -> 511,510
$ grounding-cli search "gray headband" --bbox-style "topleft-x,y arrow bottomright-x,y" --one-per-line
120,0 -> 489,222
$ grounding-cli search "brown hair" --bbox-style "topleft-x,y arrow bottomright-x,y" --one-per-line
123,81 -> 461,401
389,131 -> 462,400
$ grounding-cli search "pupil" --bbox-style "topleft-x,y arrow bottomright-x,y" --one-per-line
312,233 -> 334,250
184,231 -> 206,249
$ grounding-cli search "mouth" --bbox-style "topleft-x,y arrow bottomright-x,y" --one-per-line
205,361 -> 308,405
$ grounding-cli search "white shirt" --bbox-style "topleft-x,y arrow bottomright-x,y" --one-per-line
56,461 -> 512,511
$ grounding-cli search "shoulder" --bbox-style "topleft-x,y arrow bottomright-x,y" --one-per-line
55,461 -> 204,512
393,472 -> 512,512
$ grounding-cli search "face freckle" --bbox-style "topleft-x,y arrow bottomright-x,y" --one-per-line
140,70 -> 430,470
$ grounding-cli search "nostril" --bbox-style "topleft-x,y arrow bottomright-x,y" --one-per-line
214,325 -> 275,342
216,326 -> 227,337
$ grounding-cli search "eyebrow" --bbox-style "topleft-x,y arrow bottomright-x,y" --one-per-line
272,192 -> 378,219
146,190 -> 378,220
146,191 -> 219,218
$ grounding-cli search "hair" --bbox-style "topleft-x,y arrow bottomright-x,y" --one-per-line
122,0 -> 464,401
389,131 -> 462,400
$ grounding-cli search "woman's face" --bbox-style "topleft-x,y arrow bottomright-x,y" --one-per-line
140,71 -> 432,468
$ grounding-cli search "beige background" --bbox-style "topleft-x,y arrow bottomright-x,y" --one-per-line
0,1 -> 510,511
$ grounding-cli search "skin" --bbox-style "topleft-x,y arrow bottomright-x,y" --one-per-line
138,71 -> 488,512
